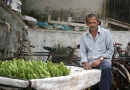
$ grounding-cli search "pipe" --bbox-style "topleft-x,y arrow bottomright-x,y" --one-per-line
0,20 -> 11,58
0,20 -> 10,32
5,22 -> 10,32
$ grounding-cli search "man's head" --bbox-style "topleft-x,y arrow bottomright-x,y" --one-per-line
85,13 -> 99,31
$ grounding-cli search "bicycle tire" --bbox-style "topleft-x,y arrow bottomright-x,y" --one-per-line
112,62 -> 130,90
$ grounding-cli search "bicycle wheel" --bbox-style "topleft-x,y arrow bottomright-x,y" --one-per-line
123,62 -> 130,73
112,62 -> 130,90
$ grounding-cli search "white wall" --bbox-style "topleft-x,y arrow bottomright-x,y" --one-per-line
28,29 -> 81,51
111,31 -> 130,49
28,29 -> 130,49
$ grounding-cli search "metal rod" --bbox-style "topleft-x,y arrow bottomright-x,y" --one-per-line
0,20 -> 11,58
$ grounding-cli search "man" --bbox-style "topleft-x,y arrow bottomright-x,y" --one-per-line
80,13 -> 114,90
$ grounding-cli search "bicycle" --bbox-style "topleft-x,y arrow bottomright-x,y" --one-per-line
67,45 -> 81,65
111,42 -> 130,90
1,38 -> 56,62
48,45 -> 81,66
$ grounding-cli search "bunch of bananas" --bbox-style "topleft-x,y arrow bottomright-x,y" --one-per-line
0,59 -> 70,80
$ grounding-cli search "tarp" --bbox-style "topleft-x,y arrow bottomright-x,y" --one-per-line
30,66 -> 101,90
0,66 -> 101,90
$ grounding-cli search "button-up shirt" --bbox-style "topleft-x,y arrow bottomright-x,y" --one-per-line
80,26 -> 114,65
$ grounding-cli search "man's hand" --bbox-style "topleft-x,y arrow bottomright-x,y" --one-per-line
84,62 -> 91,70
91,59 -> 102,67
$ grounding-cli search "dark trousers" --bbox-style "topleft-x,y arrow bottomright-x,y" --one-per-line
91,60 -> 112,90
90,83 -> 99,90
99,60 -> 112,90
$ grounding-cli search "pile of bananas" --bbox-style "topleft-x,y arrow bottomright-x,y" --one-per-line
0,59 -> 70,80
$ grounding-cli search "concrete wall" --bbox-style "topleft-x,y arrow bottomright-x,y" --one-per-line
27,29 -> 130,61
111,31 -> 130,49
0,1 -> 29,59
0,6 -> 24,58
23,0 -> 105,20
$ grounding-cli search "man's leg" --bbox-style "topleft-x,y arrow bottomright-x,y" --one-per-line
98,60 -> 112,90
90,83 -> 99,90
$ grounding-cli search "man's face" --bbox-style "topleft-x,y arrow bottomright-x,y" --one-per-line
86,17 -> 99,31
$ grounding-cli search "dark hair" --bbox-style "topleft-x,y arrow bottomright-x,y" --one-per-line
85,13 -> 98,23
128,42 -> 130,45
77,44 -> 80,48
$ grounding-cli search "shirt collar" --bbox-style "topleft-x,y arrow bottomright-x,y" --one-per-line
86,26 -> 101,35
98,26 -> 102,34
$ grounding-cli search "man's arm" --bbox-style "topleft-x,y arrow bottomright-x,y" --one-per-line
91,30 -> 114,67
102,30 -> 114,59
80,34 -> 88,63
80,34 -> 91,69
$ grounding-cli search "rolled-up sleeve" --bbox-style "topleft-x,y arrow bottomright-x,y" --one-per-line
80,34 -> 88,63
